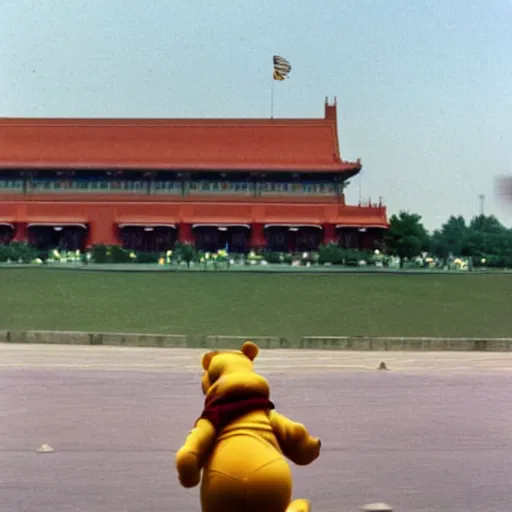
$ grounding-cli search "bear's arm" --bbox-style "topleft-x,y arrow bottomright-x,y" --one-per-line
268,410 -> 321,466
175,418 -> 216,488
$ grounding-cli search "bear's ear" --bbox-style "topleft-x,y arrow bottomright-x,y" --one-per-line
241,341 -> 259,361
201,351 -> 218,371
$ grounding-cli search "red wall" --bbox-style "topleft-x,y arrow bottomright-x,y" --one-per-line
0,194 -> 388,246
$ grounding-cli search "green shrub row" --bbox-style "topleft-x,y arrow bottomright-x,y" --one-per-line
263,245 -> 377,266
0,241 -> 380,266
10,241 -> 507,268
23,243 -> 377,266
90,245 -> 164,264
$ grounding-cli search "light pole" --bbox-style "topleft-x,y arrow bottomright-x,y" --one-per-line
478,194 -> 485,216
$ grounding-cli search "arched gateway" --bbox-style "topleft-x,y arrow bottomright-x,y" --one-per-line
0,223 -> 14,244
0,99 -> 388,252
27,223 -> 88,252
118,224 -> 177,252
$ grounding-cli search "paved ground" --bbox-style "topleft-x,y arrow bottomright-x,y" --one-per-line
2,345 -> 512,512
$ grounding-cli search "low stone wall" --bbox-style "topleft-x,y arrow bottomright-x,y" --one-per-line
1,330 -> 511,351
203,336 -> 286,349
300,336 -> 512,351
0,330 -> 188,348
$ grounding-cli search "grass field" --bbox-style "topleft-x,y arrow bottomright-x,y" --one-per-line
1,269 -> 511,340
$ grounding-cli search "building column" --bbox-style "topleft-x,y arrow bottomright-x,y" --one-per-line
322,223 -> 337,245
88,220 -> 119,247
250,223 -> 266,250
178,223 -> 194,245
12,222 -> 28,243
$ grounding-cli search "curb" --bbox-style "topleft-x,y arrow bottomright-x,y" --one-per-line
1,263 -> 511,274
1,331 -> 512,351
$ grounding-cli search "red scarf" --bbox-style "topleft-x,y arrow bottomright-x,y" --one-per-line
198,395 -> 275,433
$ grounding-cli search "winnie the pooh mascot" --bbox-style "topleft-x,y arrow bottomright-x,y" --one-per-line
176,341 -> 321,512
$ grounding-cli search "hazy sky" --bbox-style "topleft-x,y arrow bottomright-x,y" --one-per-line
1,0 -> 511,230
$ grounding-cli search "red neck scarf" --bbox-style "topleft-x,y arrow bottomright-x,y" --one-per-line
199,394 -> 275,433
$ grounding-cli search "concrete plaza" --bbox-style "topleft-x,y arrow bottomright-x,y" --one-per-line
2,344 -> 512,511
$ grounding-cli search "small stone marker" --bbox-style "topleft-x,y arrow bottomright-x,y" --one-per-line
36,444 -> 54,453
377,361 -> 388,370
360,503 -> 393,512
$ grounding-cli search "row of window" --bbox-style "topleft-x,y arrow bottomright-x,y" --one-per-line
0,180 -> 338,195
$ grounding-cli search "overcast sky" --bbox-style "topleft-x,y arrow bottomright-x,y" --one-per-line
1,0 -> 511,230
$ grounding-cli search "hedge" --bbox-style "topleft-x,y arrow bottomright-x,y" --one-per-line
0,242 -> 40,263
0,241 -> 383,267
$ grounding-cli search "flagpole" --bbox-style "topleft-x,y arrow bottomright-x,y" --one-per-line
270,78 -> 275,119
358,170 -> 363,205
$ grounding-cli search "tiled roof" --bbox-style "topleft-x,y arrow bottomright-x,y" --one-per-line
0,106 -> 361,174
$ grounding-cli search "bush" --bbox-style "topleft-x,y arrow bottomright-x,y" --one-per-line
246,251 -> 263,265
343,249 -> 371,266
282,253 -> 293,264
174,242 -> 197,267
318,243 -> 344,265
262,251 -> 284,264
91,245 -> 108,263
134,251 -> 160,263
90,244 -> 134,263
474,254 -> 512,268
309,251 -> 320,264
318,244 -> 376,266
0,242 -> 39,263
108,245 -> 131,263
0,244 -> 10,262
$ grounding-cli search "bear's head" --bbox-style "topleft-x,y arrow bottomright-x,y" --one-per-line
200,341 -> 270,403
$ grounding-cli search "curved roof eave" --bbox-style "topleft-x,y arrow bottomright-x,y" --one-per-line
0,162 -> 362,174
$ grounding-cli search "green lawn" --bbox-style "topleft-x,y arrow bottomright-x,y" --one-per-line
1,269 -> 511,341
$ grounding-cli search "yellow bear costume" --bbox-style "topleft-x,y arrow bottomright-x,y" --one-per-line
176,341 -> 321,512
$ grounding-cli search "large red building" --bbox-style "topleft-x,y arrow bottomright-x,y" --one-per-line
0,98 -> 387,253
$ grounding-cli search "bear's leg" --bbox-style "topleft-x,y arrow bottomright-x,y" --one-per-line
244,457 -> 293,512
286,499 -> 311,512
200,470 -> 245,512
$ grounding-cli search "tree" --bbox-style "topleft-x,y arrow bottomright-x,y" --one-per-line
465,215 -> 512,266
430,215 -> 469,259
384,211 -> 429,266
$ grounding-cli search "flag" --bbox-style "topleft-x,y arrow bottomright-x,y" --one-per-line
273,55 -> 291,81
